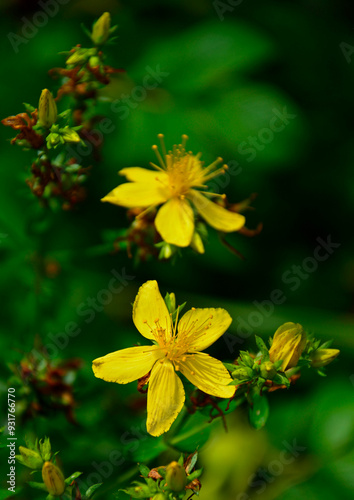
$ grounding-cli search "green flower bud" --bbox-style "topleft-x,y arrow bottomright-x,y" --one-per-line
39,437 -> 51,462
190,231 -> 205,254
38,89 -> 57,128
269,322 -> 307,371
66,48 -> 96,66
16,446 -> 44,469
89,55 -> 101,68
42,462 -> 65,496
59,127 -> 81,143
232,367 -> 254,380
158,243 -> 173,260
260,361 -> 277,380
165,461 -> 187,492
91,12 -> 111,46
310,348 -> 339,368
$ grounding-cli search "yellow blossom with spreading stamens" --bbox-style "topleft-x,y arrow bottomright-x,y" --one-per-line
92,280 -> 235,436
101,135 -> 246,247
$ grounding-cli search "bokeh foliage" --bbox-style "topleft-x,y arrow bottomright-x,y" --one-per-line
0,1 -> 353,499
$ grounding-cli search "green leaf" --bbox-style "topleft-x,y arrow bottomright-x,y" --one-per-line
255,335 -> 270,360
223,362 -> 237,372
65,471 -> 82,484
85,483 -> 102,498
249,393 -> 269,430
138,464 -> 150,477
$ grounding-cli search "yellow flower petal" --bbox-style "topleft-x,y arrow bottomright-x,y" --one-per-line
178,352 -> 235,398
133,280 -> 172,342
147,359 -> 185,436
177,307 -> 232,351
119,167 -> 168,184
189,190 -> 245,232
155,198 -> 194,247
92,345 -> 163,384
101,182 -> 169,208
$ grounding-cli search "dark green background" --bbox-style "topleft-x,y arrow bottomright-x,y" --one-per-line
1,1 -> 353,499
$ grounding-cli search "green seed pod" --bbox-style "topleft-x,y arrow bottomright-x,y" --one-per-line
91,12 -> 111,45
165,461 -> 187,492
38,89 -> 57,128
42,462 -> 65,496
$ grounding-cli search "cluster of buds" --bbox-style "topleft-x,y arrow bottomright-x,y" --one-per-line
2,89 -> 89,210
121,452 -> 202,500
16,437 -> 101,499
8,350 -> 82,423
2,12 -> 122,210
227,322 -> 339,391
50,12 -> 122,104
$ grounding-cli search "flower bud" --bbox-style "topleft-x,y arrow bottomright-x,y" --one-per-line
260,361 -> 277,380
42,462 -> 65,496
165,461 -> 187,492
91,12 -> 111,45
232,367 -> 253,380
158,242 -> 173,260
38,89 -> 57,128
16,446 -> 43,469
310,348 -> 339,368
59,127 -> 81,143
89,55 -> 101,68
269,322 -> 306,371
190,231 -> 205,254
66,48 -> 96,66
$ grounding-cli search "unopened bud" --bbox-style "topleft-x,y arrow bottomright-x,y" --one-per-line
59,127 -> 81,143
89,55 -> 101,68
91,12 -> 111,45
165,461 -> 187,492
42,462 -> 65,496
269,322 -> 307,371
232,367 -> 254,380
38,89 -> 57,128
66,48 -> 96,66
310,348 -> 339,368
190,231 -> 205,254
159,243 -> 173,260
16,446 -> 43,469
260,361 -> 277,380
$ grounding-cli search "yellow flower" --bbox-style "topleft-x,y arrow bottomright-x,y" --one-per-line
92,280 -> 235,436
101,135 -> 245,247
269,322 -> 307,371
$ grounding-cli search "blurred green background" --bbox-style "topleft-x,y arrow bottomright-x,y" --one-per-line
1,0 -> 354,499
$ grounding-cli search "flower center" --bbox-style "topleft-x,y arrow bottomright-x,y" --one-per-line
150,134 -> 229,199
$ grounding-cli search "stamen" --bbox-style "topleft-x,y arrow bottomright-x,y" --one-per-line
152,145 -> 166,169
157,133 -> 167,159
181,134 -> 188,148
